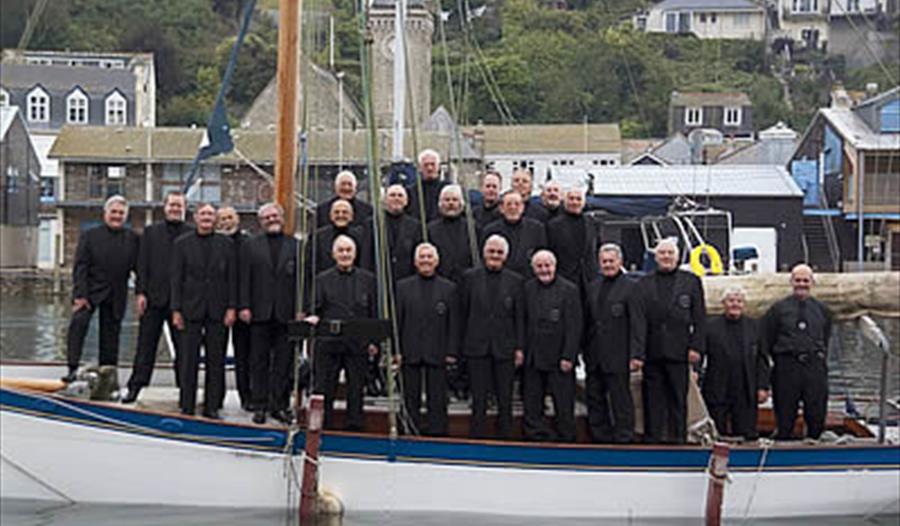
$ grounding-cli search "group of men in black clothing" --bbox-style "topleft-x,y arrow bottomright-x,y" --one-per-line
64,155 -> 833,443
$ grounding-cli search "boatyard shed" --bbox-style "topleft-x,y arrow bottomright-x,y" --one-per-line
0,106 -> 40,267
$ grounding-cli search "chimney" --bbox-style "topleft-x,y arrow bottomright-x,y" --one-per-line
830,82 -> 852,109
865,82 -> 879,96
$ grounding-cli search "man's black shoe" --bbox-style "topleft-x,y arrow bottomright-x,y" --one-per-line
270,409 -> 293,425
202,409 -> 221,420
252,411 -> 267,425
180,408 -> 194,416
121,387 -> 141,404
60,370 -> 78,383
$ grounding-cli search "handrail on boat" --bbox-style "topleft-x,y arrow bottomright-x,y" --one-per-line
857,315 -> 896,444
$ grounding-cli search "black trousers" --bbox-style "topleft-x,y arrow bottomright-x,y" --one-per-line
708,396 -> 757,439
231,320 -> 252,407
467,356 -> 515,439
401,362 -> 449,436
66,300 -> 121,370
127,304 -> 182,390
249,321 -> 293,412
586,369 -> 634,443
643,360 -> 688,444
772,353 -> 828,440
522,367 -> 576,442
314,349 -> 367,431
179,318 -> 227,413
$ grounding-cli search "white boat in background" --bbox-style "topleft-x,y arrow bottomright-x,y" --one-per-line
2,362 -> 898,520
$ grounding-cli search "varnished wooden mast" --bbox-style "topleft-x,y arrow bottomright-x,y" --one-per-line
276,0 -> 301,233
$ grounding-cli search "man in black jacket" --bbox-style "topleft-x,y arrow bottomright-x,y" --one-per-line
315,170 -> 372,228
547,187 -> 599,292
511,169 -> 548,223
522,250 -> 582,442
123,191 -> 190,402
407,148 -> 448,223
472,171 -> 502,230
307,235 -> 379,431
171,203 -> 237,418
460,235 -> 526,439
396,243 -> 460,436
539,180 -> 562,222
583,244 -> 645,443
428,184 -> 475,285
64,195 -> 139,382
639,239 -> 706,444
703,286 -> 769,440
762,264 -> 831,440
312,199 -> 370,273
481,191 -> 547,279
239,203 -> 299,425
216,205 -> 252,410
383,184 -> 421,282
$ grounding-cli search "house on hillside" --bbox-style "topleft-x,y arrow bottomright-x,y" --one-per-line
789,86 -> 900,271
668,91 -> 755,138
827,0 -> 899,68
634,0 -> 767,40
0,107 -> 40,267
772,0 -> 831,51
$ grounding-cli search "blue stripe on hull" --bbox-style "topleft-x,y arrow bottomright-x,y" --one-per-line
3,387 -> 899,473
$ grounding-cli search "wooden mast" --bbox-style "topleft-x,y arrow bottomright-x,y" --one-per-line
276,0 -> 301,233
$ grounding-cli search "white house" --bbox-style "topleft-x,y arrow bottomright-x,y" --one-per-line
635,0 -> 767,41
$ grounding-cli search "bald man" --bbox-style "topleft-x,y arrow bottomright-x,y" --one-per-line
311,199 -> 371,274
481,190 -> 547,279
472,171 -> 503,230
762,264 -> 832,440
539,181 -> 562,222
511,169 -> 549,223
547,187 -> 599,291
383,184 -> 422,281
316,171 -> 373,228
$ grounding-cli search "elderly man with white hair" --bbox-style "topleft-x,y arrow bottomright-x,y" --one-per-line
63,195 -> 139,382
547,185 -> 599,291
481,190 -> 547,279
407,148 -> 448,223
762,264 -> 832,440
427,184 -> 474,284
316,170 -> 373,228
702,286 -> 770,440
522,250 -> 582,442
638,238 -> 706,444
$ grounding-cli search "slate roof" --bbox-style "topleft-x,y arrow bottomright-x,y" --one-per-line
670,91 -> 752,108
570,165 -> 803,197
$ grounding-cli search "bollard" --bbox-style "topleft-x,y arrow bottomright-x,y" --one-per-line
705,442 -> 730,526
300,394 -> 325,519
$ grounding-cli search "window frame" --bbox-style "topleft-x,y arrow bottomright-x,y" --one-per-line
66,88 -> 89,125
26,86 -> 50,123
723,106 -> 742,127
684,106 -> 703,126
105,91 -> 127,126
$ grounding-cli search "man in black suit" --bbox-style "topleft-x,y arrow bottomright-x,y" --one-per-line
511,169 -> 548,223
472,171 -> 502,230
547,187 -> 599,292
312,199 -> 370,274
64,195 -> 139,382
407,148 -> 448,223
171,203 -> 237,418
460,234 -> 526,439
428,184 -> 475,285
215,205 -> 252,410
522,250 -> 582,442
703,286 -> 769,440
639,239 -> 706,444
482,190 -> 547,278
239,203 -> 299,425
315,170 -> 373,228
383,184 -> 421,282
396,243 -> 460,436
583,244 -> 646,443
123,191 -> 190,402
307,235 -> 379,431
539,180 -> 562,222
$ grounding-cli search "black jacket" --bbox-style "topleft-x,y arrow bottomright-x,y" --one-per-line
171,232 -> 236,321
481,217 -> 547,278
639,269 -> 706,362
384,211 -> 422,281
313,267 -> 378,354
428,215 -> 475,284
762,296 -> 832,358
311,223 -> 370,274
406,178 -> 448,223
72,224 -> 139,320
315,196 -> 373,228
472,203 -> 501,231
459,266 -> 526,360
523,199 -> 550,223
136,220 -> 190,307
396,274 -> 460,365
583,272 -> 646,373
523,276 -> 582,371
703,315 -> 770,405
239,233 -> 299,323
547,212 -> 600,288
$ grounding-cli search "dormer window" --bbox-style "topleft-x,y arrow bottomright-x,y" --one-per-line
792,0 -> 818,13
105,91 -> 127,126
685,107 -> 703,126
66,88 -> 89,125
0,88 -> 9,107
724,107 -> 742,126
26,86 -> 50,123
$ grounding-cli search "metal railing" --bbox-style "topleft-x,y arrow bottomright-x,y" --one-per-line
858,315 -> 896,444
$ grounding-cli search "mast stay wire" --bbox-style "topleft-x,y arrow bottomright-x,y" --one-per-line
830,0 -> 897,87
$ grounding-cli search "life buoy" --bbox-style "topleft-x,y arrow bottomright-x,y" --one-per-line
689,244 -> 724,276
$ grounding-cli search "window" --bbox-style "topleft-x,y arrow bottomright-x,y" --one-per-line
0,88 -> 8,107
159,163 -> 222,203
710,13 -> 717,23
700,13 -> 707,22
66,89 -> 89,125
881,100 -> 900,133
6,166 -> 20,192
734,13 -> 750,27
88,165 -> 106,198
724,106 -> 742,126
684,107 -> 703,126
105,91 -> 127,126
665,12 -> 678,32
40,176 -> 57,202
26,86 -> 50,123
792,0 -> 818,13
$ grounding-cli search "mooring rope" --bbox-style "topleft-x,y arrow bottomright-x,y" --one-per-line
741,437 -> 773,522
